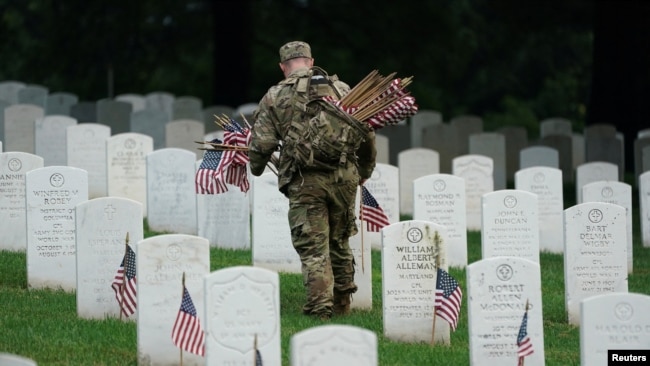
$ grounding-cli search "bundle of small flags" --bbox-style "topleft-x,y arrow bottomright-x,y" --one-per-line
323,70 -> 418,130
195,115 -> 252,194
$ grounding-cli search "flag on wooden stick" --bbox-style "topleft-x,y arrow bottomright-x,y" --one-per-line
172,278 -> 205,357
360,186 -> 390,232
434,268 -> 462,331
322,70 -> 418,131
517,300 -> 534,364
111,240 -> 137,317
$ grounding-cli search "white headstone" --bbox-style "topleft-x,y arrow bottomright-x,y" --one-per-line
96,99 -> 132,135
146,148 -> 198,235
540,117 -> 572,137
106,133 -> 153,217
130,108 -> 168,150
640,171 -> 650,248
381,220 -> 452,344
564,202 -> 628,325
413,174 -> 468,268
35,115 -> 77,166
196,159 -> 250,249
0,353 -> 37,366
582,181 -> 633,273
410,109 -> 442,148
204,266 -> 281,366
349,186 -> 372,310
364,163 -> 400,249
115,93 -> 146,112
145,91 -> 174,122
251,172 -> 300,273
46,92 -> 78,116
398,148 -> 439,216
66,123 -> 110,199
173,96 -> 203,122
26,166 -> 88,291
137,234 -> 209,365
165,119 -> 205,159
515,167 -> 564,253
291,325 -> 378,366
75,197 -> 144,319
452,154 -> 494,231
580,292 -> 650,366
467,257 -> 545,365
4,104 -> 44,154
481,189 -> 540,264
519,146 -> 559,170
0,152 -> 43,251
375,134 -> 389,165
0,80 -> 26,104
575,161 -> 618,203
572,133 -> 585,169
469,132 -> 506,190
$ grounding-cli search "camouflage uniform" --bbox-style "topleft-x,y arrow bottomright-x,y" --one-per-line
249,41 -> 376,319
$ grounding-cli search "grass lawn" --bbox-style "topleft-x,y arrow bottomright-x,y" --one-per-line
1,200 -> 649,365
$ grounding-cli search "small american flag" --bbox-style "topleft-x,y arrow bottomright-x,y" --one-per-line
360,186 -> 390,232
517,311 -> 534,360
171,287 -> 205,356
111,244 -> 137,317
434,268 -> 462,330
221,120 -> 251,193
195,138 -> 228,194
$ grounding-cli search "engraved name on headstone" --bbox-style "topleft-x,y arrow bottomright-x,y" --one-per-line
204,266 -> 281,366
75,197 -> 143,319
413,174 -> 468,268
381,220 -> 451,344
515,167 -> 564,253
564,202 -> 628,325
137,234 -> 209,365
26,166 -> 88,291
481,189 -> 540,263
0,152 -> 43,251
467,256 -> 545,365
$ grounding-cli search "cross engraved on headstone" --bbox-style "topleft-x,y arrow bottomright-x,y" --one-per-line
104,204 -> 116,220
166,244 -> 181,260
407,228 -> 423,243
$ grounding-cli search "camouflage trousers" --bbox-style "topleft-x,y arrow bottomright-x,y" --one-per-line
286,164 -> 359,318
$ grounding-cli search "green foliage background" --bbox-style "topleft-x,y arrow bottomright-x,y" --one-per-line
0,0 -> 594,139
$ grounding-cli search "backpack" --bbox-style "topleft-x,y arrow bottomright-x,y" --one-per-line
283,66 -> 371,171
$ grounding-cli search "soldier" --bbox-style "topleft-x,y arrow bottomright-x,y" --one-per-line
249,41 -> 376,320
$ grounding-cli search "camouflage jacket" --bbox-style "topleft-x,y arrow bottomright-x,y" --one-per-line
249,66 -> 377,195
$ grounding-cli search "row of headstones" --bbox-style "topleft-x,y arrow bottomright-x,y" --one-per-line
8,158 -> 640,324
5,85 -> 650,192
383,110 -> 650,183
0,104 -> 236,157
8,212 -> 649,366
2,148 -> 649,269
4,96 -> 650,200
0,79 -> 255,130
2,143 -> 644,364
1,113 -> 648,224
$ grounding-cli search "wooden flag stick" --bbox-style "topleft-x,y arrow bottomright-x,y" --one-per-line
240,113 -> 253,129
431,243 -> 442,346
180,272 -> 186,366
119,232 -> 130,321
340,70 -> 379,105
359,187 -> 365,274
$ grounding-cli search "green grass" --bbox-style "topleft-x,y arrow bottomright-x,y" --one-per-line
1,218 -> 649,365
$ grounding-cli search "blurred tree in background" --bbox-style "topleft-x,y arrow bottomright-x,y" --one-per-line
1,0 -> 646,161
